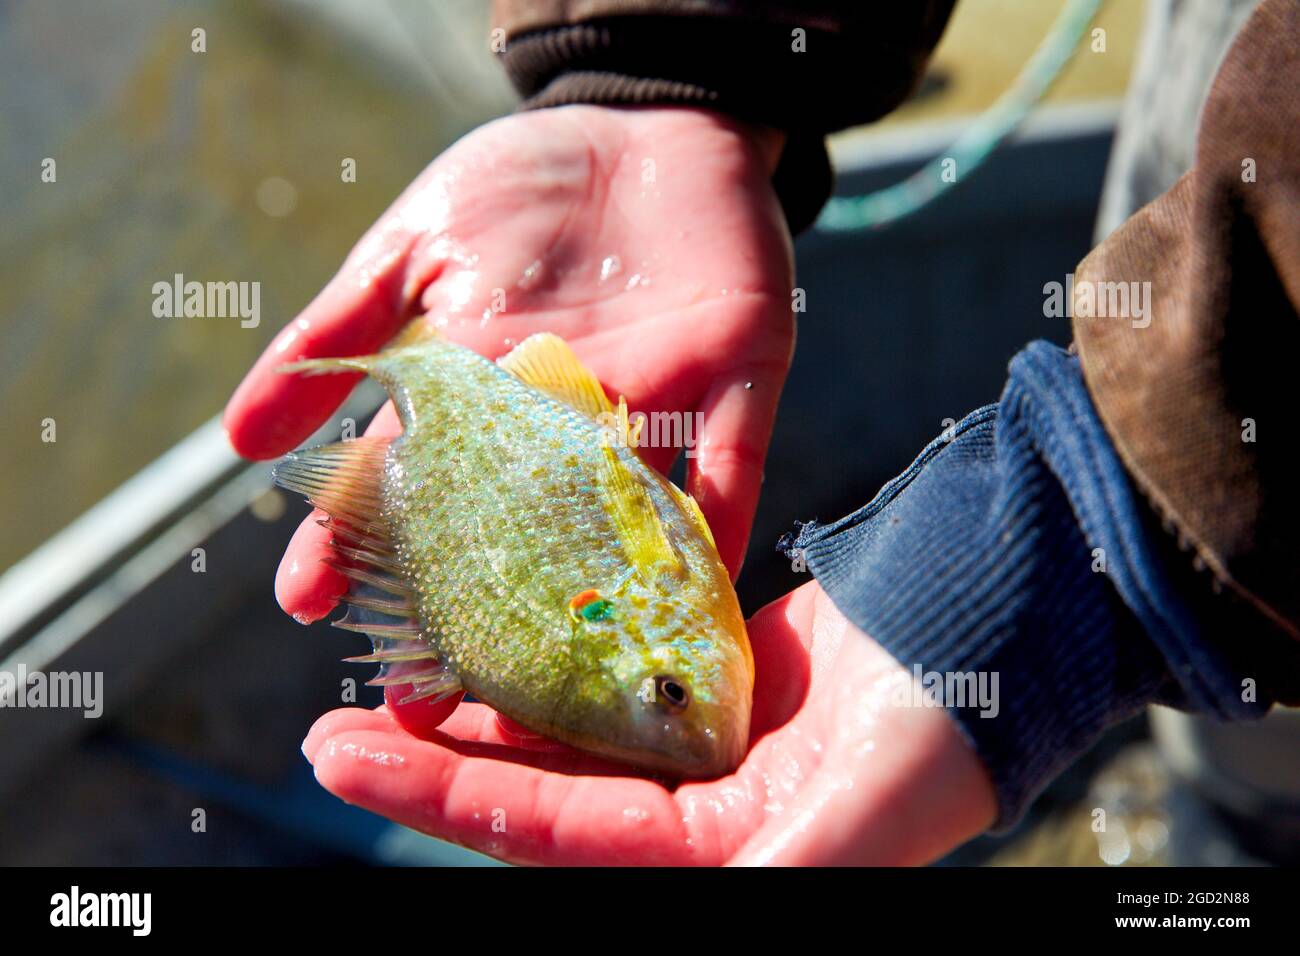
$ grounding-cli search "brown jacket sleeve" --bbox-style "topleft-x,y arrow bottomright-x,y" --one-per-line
489,0 -> 957,232
1072,0 -> 1300,642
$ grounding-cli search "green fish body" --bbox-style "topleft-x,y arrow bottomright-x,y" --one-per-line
274,330 -> 753,777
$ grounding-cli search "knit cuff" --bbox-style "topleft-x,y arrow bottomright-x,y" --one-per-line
496,17 -> 919,234
779,342 -> 1267,829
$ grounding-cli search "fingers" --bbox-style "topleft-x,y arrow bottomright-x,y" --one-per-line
302,707 -> 397,762
223,244 -> 416,460
310,728 -> 694,865
439,702 -> 589,756
745,580 -> 817,739
688,356 -> 790,579
274,403 -> 403,623
300,585 -> 825,867
275,510 -> 348,623
304,701 -> 594,758
494,712 -> 553,745
385,683 -> 465,739
425,703 -> 645,777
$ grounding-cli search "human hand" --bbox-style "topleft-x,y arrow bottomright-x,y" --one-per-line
223,105 -> 796,627
302,583 -> 997,865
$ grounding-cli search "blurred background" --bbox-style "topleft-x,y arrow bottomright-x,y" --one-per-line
2,0 -> 1295,865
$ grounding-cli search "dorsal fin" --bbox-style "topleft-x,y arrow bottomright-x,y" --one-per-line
497,333 -> 614,419
598,443 -> 681,580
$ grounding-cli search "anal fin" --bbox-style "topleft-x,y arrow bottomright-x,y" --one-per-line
668,483 -> 716,550
334,607 -> 462,706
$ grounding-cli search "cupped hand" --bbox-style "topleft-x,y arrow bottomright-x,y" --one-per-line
302,583 -> 997,866
224,104 -> 797,627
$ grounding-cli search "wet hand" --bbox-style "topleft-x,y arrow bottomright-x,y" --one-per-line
224,105 -> 796,620
302,583 -> 997,866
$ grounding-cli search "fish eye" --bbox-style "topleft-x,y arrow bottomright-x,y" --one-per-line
655,675 -> 690,713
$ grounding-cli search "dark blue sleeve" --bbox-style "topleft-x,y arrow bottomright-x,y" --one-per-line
779,341 -> 1273,830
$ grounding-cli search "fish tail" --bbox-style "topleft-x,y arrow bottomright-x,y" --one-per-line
276,355 -> 376,376
272,435 -> 462,705
276,317 -> 444,378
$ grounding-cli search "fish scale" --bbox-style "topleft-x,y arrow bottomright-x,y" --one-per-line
273,328 -> 753,777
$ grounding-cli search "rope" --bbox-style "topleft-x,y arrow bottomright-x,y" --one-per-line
817,0 -> 1106,232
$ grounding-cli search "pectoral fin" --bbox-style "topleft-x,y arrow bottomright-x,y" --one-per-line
598,444 -> 681,580
671,484 -> 716,550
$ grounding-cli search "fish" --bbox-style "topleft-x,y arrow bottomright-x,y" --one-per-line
273,328 -> 754,778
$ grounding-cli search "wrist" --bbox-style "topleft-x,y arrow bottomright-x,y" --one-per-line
739,120 -> 785,177
522,101 -> 811,231
782,344 -> 1209,831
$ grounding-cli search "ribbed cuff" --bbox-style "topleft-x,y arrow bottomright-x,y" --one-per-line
496,17 -> 918,234
498,18 -> 918,134
779,342 -> 1269,829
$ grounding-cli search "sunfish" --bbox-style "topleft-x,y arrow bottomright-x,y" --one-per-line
274,329 -> 753,777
